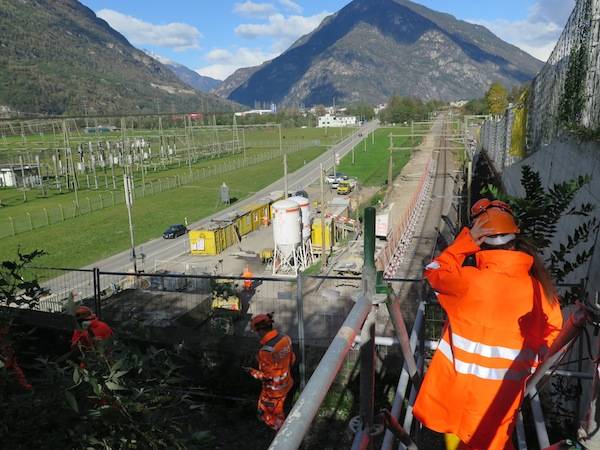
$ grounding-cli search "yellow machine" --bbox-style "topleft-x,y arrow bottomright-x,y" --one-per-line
337,180 -> 353,195
260,248 -> 274,264
209,279 -> 242,335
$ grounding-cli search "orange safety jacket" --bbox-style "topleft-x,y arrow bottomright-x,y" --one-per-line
71,319 -> 114,349
249,329 -> 296,395
414,228 -> 563,450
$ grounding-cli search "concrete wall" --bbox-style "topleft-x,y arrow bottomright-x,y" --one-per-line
500,134 -> 600,302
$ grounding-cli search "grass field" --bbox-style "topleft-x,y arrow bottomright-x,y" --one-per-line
0,144 -> 335,268
0,126 -> 352,237
335,125 -> 426,187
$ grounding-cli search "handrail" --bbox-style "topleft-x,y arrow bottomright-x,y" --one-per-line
268,294 -> 372,450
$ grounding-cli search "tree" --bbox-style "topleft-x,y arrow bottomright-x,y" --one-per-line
485,166 -> 598,306
486,82 -> 509,116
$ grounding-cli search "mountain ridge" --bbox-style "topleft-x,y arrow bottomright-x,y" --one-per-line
0,0 -> 235,115
223,0 -> 543,107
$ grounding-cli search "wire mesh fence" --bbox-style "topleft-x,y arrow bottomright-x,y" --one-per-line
528,0 -> 600,150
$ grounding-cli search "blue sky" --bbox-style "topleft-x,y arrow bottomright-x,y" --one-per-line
81,0 -> 575,80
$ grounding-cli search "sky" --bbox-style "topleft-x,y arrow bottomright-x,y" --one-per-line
81,0 -> 575,81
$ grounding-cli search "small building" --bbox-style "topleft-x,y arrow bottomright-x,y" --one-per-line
0,164 -> 41,188
317,113 -> 357,128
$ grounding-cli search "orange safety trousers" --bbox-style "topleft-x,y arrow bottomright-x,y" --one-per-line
257,386 -> 291,431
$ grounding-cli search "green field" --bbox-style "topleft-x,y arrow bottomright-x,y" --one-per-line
336,125 -> 427,186
0,145 -> 334,269
0,126 -> 351,238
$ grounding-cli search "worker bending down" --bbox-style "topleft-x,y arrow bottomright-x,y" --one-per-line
71,306 -> 113,352
246,313 -> 295,431
413,199 -> 563,450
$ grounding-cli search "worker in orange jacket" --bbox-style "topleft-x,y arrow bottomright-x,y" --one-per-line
71,306 -> 113,351
0,324 -> 32,390
413,199 -> 563,450
242,266 -> 254,291
245,313 -> 296,431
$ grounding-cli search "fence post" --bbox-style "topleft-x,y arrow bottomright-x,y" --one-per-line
27,212 -> 33,230
358,206 -> 376,449
59,204 -> 64,222
44,208 -> 49,226
99,194 -> 104,210
93,268 -> 102,319
8,216 -> 15,236
111,191 -> 115,206
87,197 -> 91,213
296,274 -> 306,390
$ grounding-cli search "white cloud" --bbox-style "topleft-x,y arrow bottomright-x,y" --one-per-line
233,1 -> 276,18
197,47 -> 277,80
97,9 -> 202,51
235,12 -> 330,43
278,0 -> 302,14
467,0 -> 575,61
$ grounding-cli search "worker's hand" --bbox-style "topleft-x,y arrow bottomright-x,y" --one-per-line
469,218 -> 494,246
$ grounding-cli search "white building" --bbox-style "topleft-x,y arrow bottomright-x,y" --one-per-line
317,113 -> 357,128
0,165 -> 40,187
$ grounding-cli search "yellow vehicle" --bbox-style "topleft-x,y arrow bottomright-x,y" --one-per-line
337,180 -> 353,195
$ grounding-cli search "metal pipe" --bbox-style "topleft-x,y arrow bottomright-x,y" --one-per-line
268,295 -> 372,450
364,207 -> 376,271
515,412 -> 527,450
354,336 -> 399,347
530,393 -> 550,449
386,294 -> 420,389
381,303 -> 425,450
401,354 -> 424,447
359,308 -> 377,450
296,275 -> 306,390
526,303 -> 589,397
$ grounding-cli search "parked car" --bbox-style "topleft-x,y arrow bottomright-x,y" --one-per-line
162,224 -> 188,239
325,172 -> 348,184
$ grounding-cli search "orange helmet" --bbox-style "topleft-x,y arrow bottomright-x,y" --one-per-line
474,207 -> 520,245
471,198 -> 514,219
251,313 -> 274,331
75,306 -> 96,321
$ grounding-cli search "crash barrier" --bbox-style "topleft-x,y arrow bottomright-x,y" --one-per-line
377,157 -> 436,278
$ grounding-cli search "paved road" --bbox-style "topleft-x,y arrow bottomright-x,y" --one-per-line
40,120 -> 379,303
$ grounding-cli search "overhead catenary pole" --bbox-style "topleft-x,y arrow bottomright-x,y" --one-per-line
320,163 -> 327,268
283,153 -> 288,198
123,174 -> 138,274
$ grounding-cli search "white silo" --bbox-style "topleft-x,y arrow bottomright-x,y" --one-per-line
289,196 -> 311,241
272,199 -> 302,253
289,195 -> 314,270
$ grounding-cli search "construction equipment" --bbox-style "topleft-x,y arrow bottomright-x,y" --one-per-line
209,279 -> 242,335
260,248 -> 274,265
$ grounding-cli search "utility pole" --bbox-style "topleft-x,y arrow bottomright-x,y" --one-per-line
283,153 -> 288,198
320,163 -> 327,268
278,123 -> 283,155
387,133 -> 394,195
123,173 -> 138,273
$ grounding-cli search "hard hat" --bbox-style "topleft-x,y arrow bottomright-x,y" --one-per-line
470,198 -> 514,219
251,313 -> 274,331
75,306 -> 96,321
474,208 -> 520,245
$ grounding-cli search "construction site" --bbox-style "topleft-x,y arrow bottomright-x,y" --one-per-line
3,1 -> 600,450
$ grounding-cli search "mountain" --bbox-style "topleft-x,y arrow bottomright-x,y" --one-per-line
224,0 -> 544,107
213,62 -> 267,98
148,53 -> 221,93
0,0 -> 235,115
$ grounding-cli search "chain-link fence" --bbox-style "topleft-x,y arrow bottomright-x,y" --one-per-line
479,108 -> 522,174
528,0 -> 600,151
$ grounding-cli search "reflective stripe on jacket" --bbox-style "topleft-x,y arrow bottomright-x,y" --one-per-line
252,329 -> 296,394
413,227 -> 563,450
